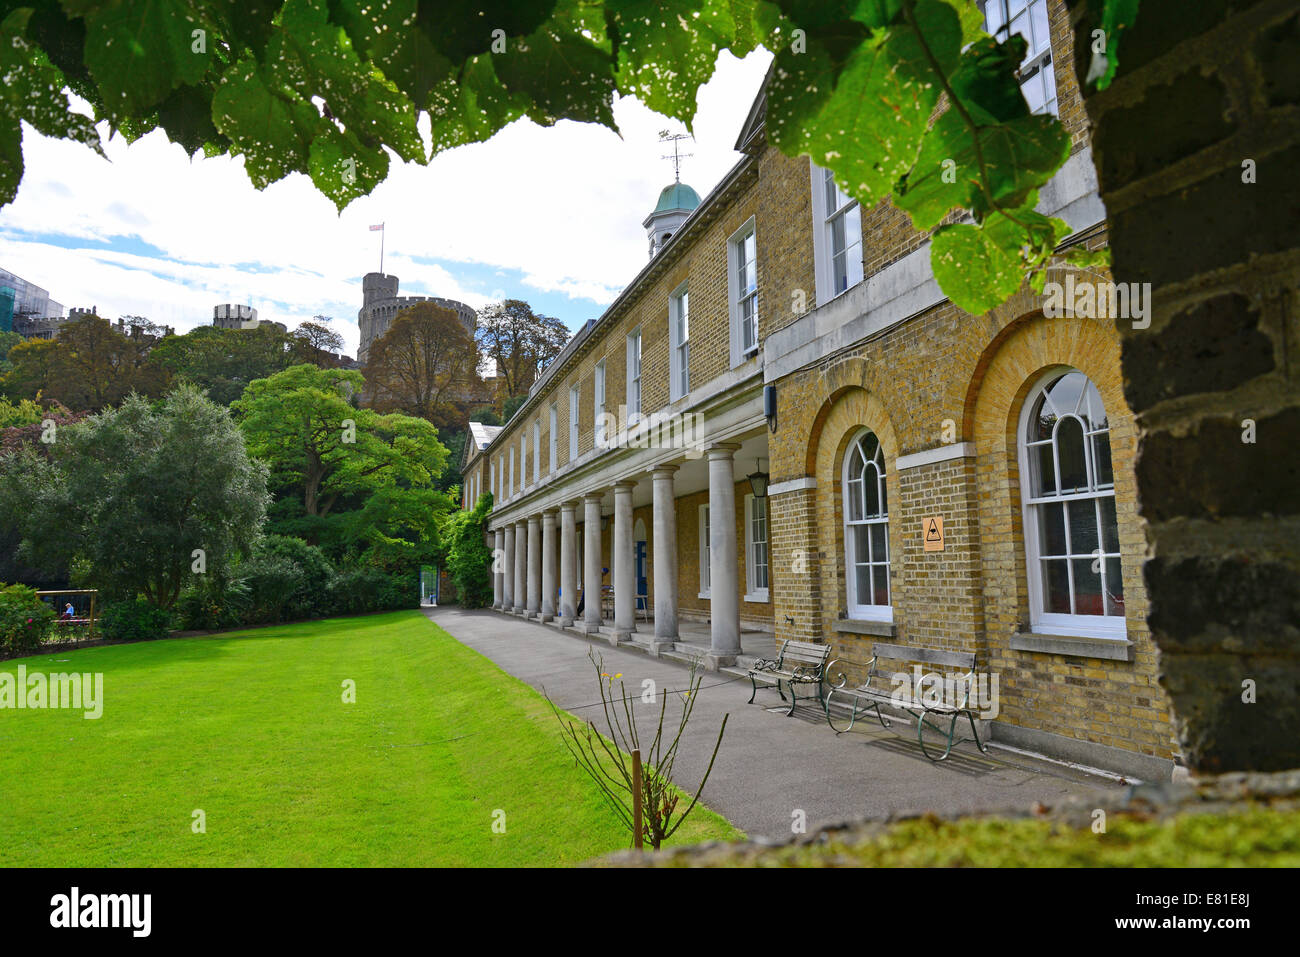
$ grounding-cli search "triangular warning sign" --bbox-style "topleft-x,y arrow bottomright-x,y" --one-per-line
925,519 -> 941,541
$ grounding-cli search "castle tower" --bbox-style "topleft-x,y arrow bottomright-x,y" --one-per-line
362,272 -> 399,307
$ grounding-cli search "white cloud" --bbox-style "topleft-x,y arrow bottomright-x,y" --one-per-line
0,48 -> 773,356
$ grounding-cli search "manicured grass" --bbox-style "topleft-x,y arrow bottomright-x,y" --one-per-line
0,611 -> 738,866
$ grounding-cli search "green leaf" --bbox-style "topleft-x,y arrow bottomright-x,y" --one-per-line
1091,0 -> 1139,90
767,0 -> 961,210
426,55 -> 530,154
308,122 -> 390,212
494,24 -> 616,128
930,205 -> 1069,314
0,11 -> 104,202
896,109 -> 1068,229
414,0 -> 559,65
155,83 -> 226,157
271,0 -> 425,164
331,0 -> 458,111
71,0 -> 218,117
608,0 -> 758,127
0,115 -> 21,206
212,56 -> 323,189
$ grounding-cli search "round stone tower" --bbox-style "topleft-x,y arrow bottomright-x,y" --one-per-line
357,271 -> 476,365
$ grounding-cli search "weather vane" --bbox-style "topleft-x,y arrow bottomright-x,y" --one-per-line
659,130 -> 693,183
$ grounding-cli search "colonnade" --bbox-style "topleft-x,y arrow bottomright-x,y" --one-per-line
489,444 -> 741,667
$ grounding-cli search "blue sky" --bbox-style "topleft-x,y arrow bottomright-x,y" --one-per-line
1,50 -> 772,355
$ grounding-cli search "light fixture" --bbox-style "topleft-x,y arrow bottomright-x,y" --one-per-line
747,458 -> 769,499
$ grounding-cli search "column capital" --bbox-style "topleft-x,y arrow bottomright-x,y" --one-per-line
613,479 -> 637,492
527,514 -> 541,526
541,507 -> 559,518
582,492 -> 604,505
706,442 -> 742,461
559,500 -> 578,514
650,464 -> 679,479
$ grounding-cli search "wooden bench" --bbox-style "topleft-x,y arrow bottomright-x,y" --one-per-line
824,643 -> 990,761
747,640 -> 832,717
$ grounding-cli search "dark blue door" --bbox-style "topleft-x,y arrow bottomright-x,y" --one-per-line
635,540 -> 647,606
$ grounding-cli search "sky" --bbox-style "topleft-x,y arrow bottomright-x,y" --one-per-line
0,49 -> 773,359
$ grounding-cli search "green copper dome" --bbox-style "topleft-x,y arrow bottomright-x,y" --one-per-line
653,182 -> 701,214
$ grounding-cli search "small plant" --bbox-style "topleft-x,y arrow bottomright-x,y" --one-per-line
547,650 -> 727,851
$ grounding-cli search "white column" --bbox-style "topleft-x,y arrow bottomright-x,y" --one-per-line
612,480 -> 636,643
651,466 -> 679,651
559,502 -> 577,627
502,524 -> 515,612
582,493 -> 603,633
541,510 -> 557,622
493,528 -> 504,609
513,519 -> 527,614
526,515 -> 541,618
707,444 -> 741,667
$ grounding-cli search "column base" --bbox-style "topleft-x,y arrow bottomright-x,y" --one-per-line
540,612 -> 554,622
648,639 -> 677,658
557,617 -> 574,628
704,652 -> 738,671
608,630 -> 635,647
579,620 -> 604,635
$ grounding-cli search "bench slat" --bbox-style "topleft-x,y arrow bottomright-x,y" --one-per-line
871,642 -> 975,670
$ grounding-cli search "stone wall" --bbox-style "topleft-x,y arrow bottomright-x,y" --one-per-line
1068,0 -> 1300,771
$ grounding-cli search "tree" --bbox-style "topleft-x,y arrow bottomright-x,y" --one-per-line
146,323 -> 297,406
364,301 -> 478,424
0,314 -> 169,410
291,317 -> 345,366
476,300 -> 569,400
443,491 -> 494,608
233,364 -> 449,527
0,385 -> 269,608
0,1 -> 1139,316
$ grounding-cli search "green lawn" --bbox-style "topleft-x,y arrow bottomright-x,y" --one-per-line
0,610 -> 738,866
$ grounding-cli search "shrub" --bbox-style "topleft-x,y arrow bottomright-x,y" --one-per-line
445,492 -> 493,608
175,577 -> 252,631
247,535 -> 334,621
100,599 -> 173,643
0,583 -> 56,654
328,566 -> 416,615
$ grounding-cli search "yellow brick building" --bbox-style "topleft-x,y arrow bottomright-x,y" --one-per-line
472,0 -> 1176,781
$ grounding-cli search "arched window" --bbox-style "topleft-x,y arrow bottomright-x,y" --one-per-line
843,429 -> 890,619
1019,370 -> 1124,637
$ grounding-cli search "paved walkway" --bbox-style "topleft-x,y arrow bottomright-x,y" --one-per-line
425,606 -> 1121,841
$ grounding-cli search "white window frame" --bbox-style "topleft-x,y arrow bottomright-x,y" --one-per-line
548,402 -> 557,474
726,217 -> 759,368
1018,369 -> 1126,640
568,384 -> 579,461
698,504 -> 711,599
532,420 -> 540,484
811,165 -> 864,306
669,283 -> 690,401
519,436 -> 526,490
744,494 -> 769,603
507,448 -> 515,498
981,0 -> 1058,116
626,327 -> 642,423
594,359 -> 606,449
843,428 -> 892,622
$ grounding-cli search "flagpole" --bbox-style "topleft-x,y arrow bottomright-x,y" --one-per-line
380,222 -> 385,275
